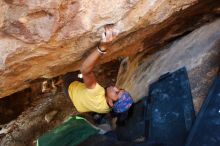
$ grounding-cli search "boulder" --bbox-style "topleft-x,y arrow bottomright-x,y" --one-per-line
0,0 -> 220,97
116,19 -> 220,113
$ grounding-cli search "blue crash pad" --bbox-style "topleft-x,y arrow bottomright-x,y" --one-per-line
185,69 -> 220,146
148,67 -> 195,146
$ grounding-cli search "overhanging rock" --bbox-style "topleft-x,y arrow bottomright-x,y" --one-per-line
116,19 -> 220,113
0,0 -> 220,98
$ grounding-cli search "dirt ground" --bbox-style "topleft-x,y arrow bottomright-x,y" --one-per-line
0,92 -> 76,146
0,59 -> 121,146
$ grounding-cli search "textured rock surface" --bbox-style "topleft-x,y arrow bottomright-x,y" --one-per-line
0,0 -> 220,97
116,19 -> 220,113
0,92 -> 76,146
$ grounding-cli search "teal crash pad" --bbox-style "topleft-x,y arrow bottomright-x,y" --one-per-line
37,116 -> 99,146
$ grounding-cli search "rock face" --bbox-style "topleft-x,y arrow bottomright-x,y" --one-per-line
116,19 -> 220,113
0,0 -> 220,98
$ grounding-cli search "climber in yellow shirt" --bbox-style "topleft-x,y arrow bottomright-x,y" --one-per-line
63,25 -> 133,114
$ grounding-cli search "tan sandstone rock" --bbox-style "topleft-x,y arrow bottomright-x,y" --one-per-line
0,0 -> 220,98
116,19 -> 220,113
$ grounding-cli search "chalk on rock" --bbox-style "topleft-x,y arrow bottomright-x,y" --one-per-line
0,127 -> 9,135
45,111 -> 58,123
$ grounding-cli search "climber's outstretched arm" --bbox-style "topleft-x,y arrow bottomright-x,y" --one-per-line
80,49 -> 102,89
80,25 -> 118,89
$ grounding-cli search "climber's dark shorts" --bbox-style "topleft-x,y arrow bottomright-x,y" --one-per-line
62,71 -> 82,99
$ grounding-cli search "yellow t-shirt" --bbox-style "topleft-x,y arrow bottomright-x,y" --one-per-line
68,81 -> 110,113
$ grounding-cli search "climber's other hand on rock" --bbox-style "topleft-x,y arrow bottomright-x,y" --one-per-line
99,25 -> 119,51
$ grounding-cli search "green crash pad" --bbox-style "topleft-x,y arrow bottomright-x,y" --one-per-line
37,116 -> 100,146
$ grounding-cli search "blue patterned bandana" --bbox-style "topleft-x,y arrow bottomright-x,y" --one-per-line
112,91 -> 133,113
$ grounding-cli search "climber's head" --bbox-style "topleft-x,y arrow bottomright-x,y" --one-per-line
106,86 -> 133,113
